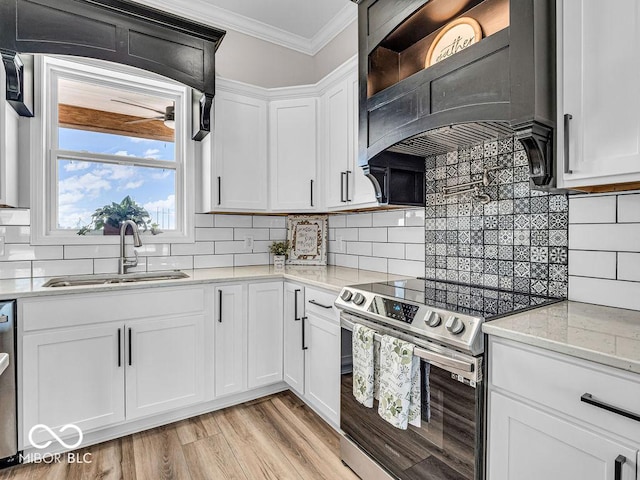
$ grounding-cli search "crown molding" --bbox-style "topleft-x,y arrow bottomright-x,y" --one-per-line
128,0 -> 356,56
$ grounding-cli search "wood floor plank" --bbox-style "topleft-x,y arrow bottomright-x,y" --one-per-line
64,440 -> 125,480
174,417 -> 209,446
259,399 -> 358,480
182,434 -> 247,480
214,405 -> 302,480
120,435 -> 138,480
197,412 -> 221,437
132,426 -> 192,480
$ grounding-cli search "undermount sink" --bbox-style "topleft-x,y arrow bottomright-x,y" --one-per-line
42,271 -> 190,287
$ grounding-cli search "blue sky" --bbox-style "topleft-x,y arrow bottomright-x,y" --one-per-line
57,128 -> 176,230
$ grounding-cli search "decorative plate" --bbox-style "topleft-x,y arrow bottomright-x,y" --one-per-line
425,17 -> 483,67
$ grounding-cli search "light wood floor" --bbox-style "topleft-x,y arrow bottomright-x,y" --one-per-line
0,391 -> 359,480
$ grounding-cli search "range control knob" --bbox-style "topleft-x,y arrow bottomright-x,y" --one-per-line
340,289 -> 353,302
425,311 -> 441,327
352,293 -> 366,306
445,317 -> 465,335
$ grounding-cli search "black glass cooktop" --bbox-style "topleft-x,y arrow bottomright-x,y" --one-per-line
351,278 -> 563,321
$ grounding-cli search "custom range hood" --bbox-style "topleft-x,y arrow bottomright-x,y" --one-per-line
354,0 -> 556,205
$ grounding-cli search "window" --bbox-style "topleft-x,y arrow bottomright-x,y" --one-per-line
32,56 -> 194,244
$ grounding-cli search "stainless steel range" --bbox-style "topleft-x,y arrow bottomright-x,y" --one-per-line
335,278 -> 561,480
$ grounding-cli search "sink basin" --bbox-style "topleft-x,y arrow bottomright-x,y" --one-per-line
42,271 -> 190,287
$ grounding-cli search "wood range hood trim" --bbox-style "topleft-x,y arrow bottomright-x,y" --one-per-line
356,0 -> 557,204
0,0 -> 226,141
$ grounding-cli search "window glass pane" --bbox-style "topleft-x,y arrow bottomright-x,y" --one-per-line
57,78 -> 175,160
57,159 -> 176,232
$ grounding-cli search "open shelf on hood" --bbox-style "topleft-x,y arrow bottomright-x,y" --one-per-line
368,0 -> 510,97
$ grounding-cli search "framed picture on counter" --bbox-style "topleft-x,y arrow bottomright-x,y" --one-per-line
286,215 -> 328,265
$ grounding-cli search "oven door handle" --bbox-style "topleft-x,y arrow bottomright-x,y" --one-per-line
342,317 -> 474,373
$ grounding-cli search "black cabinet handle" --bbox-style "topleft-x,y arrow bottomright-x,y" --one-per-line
117,328 -> 121,367
345,170 -> 351,202
581,393 -> 640,422
128,328 -> 132,366
310,179 -> 314,207
564,113 -> 573,174
301,316 -> 308,350
218,289 -> 223,323
340,172 -> 346,202
615,455 -> 626,480
308,299 -> 332,309
217,176 -> 221,205
294,289 -> 301,321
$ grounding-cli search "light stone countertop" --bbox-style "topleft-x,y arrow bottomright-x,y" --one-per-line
0,353 -> 8,377
0,265 -> 408,301
483,300 -> 640,374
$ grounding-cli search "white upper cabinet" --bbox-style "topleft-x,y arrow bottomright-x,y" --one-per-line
558,0 -> 640,190
269,97 -> 318,212
324,69 -> 376,210
202,89 -> 268,212
0,64 -> 19,207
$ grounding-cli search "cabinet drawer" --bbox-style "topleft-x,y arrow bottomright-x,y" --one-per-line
304,287 -> 339,321
22,286 -> 206,331
490,338 -> 640,443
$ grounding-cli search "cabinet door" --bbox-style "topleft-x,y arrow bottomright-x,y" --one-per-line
125,315 -> 205,419
283,283 -> 304,394
211,90 -> 268,211
269,98 -> 318,211
324,80 -> 350,209
22,324 -> 125,445
559,0 -> 640,188
0,63 -> 18,207
214,284 -> 247,397
346,71 -> 377,208
247,282 -> 284,389
304,312 -> 340,426
488,391 -> 637,480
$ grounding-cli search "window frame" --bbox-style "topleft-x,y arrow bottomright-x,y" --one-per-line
31,55 -> 195,245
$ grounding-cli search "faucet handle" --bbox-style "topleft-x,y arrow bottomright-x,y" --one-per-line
132,250 -> 139,267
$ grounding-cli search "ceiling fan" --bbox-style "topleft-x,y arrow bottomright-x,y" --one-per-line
111,99 -> 175,129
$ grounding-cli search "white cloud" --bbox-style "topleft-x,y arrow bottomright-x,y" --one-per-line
59,172 -> 112,197
144,148 -> 161,159
114,150 -> 135,157
94,165 -> 137,181
63,161 -> 91,172
151,170 -> 172,180
123,180 -> 144,189
144,194 -> 175,212
128,137 -> 154,143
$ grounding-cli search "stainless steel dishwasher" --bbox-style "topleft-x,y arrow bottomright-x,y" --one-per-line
0,301 -> 17,467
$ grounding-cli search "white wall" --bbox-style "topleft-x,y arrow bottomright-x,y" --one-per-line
568,192 -> 640,310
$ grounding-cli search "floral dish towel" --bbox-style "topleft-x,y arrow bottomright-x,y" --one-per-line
352,323 -> 375,407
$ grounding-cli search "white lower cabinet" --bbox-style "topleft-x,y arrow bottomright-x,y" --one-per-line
214,284 -> 247,397
126,315 -> 205,419
248,282 -> 283,389
283,282 -> 305,394
22,324 -> 125,441
487,337 -> 639,480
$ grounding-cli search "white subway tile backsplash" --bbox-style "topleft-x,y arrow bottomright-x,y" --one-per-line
195,214 -> 214,228
346,242 -> 372,256
253,241 -> 273,253
328,215 -> 346,228
334,228 -> 358,241
193,254 -> 234,269
569,276 -> 640,311
32,259 -> 93,277
0,209 -> 29,226
334,253 -> 358,269
569,196 -> 616,224
0,261 -> 31,279
346,213 -> 372,228
64,244 -> 120,259
270,228 -> 287,240
233,228 -> 270,241
618,194 -> 640,223
170,242 -> 214,256
617,253 -> 640,282
372,243 -> 405,259
215,241 -> 250,255
358,228 -> 387,242
372,210 -> 405,227
195,227 -> 234,242
252,216 -> 286,228
147,256 -> 193,272
568,251 -> 616,279
234,253 -> 270,266
405,209 -> 425,227
214,215 -> 252,228
388,227 -> 424,244
569,224 -> 640,252
4,245 -> 63,261
136,244 -> 172,257
0,226 -> 30,244
358,256 -> 387,273
388,259 -> 424,277
405,244 -> 426,262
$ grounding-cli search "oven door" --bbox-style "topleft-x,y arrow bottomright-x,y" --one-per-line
340,313 -> 484,480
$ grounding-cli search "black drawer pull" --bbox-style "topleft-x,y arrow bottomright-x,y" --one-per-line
308,299 -> 332,309
117,328 -> 121,367
581,393 -> 640,422
294,289 -> 301,321
301,316 -> 308,350
615,455 -> 626,480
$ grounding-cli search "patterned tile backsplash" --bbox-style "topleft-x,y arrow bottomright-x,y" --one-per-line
424,137 -> 569,297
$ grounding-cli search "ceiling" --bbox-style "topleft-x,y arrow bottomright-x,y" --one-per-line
131,0 -> 357,55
